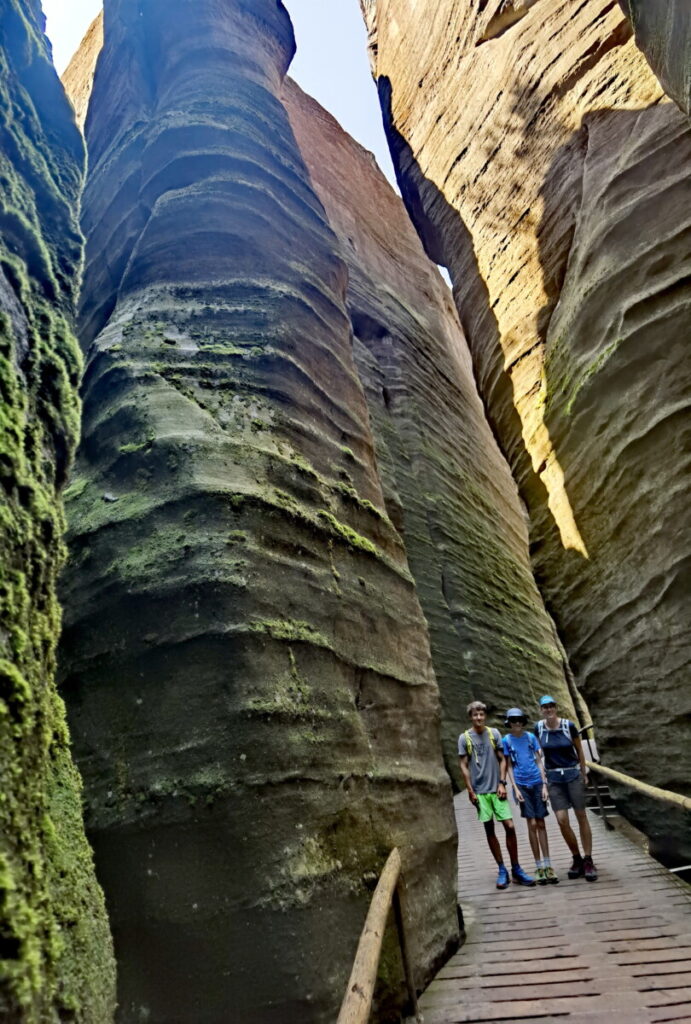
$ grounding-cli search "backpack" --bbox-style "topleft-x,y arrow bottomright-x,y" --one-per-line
464,728 -> 498,764
537,718 -> 572,744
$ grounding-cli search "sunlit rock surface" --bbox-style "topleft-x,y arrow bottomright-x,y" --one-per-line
0,1 -> 115,1019
284,79 -> 573,782
620,0 -> 691,114
59,1 -> 459,1020
361,0 -> 691,856
62,9 -> 102,129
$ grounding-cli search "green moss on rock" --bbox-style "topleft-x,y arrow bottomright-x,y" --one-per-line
0,4 -> 115,1019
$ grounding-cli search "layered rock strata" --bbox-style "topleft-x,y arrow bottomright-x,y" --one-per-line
59,1 -> 458,1020
0,1 -> 115,1019
620,0 -> 691,114
361,0 -> 691,855
284,79 -> 574,781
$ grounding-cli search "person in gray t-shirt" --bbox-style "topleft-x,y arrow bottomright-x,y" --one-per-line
458,701 -> 535,889
458,726 -> 501,794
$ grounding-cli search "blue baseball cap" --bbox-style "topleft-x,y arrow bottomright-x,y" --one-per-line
539,694 -> 557,706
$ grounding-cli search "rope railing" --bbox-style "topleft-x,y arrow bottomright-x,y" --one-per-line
337,847 -> 422,1024
586,760 -> 691,812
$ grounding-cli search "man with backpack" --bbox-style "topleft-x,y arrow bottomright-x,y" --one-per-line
534,695 -> 598,881
503,708 -> 559,884
459,701 -> 535,889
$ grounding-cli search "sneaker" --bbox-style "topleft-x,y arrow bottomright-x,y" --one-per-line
496,864 -> 510,889
567,854 -> 584,879
544,866 -> 560,884
535,867 -> 547,885
583,856 -> 598,882
511,865 -> 536,887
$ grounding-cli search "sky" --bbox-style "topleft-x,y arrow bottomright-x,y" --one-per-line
42,0 -> 396,184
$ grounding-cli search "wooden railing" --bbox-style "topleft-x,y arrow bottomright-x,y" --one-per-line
586,760 -> 691,812
337,847 -> 422,1024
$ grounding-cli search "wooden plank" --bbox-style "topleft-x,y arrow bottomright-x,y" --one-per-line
419,795 -> 691,1023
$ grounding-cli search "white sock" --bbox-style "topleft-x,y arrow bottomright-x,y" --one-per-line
536,858 -> 544,870
543,857 -> 551,868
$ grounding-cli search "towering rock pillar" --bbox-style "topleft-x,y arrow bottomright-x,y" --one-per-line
60,1 -> 458,1019
0,1 -> 115,1019
361,0 -> 691,857
284,79 -> 575,785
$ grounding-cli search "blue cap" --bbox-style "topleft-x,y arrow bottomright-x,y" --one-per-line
539,694 -> 557,706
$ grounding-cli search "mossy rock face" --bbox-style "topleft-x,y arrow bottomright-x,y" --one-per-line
61,2 -> 458,1020
0,3 -> 115,1020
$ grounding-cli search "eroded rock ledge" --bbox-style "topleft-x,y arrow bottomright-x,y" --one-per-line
0,1 -> 115,1019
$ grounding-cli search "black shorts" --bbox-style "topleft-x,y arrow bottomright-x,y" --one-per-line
516,782 -> 549,819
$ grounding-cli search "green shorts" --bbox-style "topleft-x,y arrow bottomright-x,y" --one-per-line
476,792 -> 513,823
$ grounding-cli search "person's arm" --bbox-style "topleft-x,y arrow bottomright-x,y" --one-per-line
573,734 -> 589,782
496,736 -> 507,800
459,754 -> 477,804
533,736 -> 548,801
502,739 -> 522,802
507,757 -> 522,802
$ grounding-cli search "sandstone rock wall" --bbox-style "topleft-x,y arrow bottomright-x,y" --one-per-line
620,0 -> 691,114
361,0 -> 691,856
62,9 -> 103,129
0,1 -> 115,1019
59,1 -> 458,1019
284,79 -> 574,782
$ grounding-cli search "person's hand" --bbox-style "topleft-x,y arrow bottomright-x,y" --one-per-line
541,784 -> 548,802
580,768 -> 589,784
514,788 -> 524,803
468,789 -> 478,806
497,781 -> 507,801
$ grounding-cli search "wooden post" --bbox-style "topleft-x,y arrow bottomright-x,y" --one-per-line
392,883 -> 422,1024
587,761 -> 691,812
337,848 -> 402,1024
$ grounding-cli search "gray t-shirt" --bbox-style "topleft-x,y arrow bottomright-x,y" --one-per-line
458,727 -> 502,794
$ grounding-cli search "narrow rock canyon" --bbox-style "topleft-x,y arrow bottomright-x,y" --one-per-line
0,0 -> 688,1020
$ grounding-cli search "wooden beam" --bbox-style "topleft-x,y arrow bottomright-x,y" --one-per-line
337,847 -> 402,1024
587,761 -> 691,812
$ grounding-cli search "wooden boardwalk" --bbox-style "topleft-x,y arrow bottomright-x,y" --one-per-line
418,795 -> 691,1023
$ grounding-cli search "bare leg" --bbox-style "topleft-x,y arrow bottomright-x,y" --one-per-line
574,808 -> 593,857
526,818 -> 540,863
536,818 -> 550,860
554,809 -> 581,856
483,821 -> 504,865
502,819 -> 519,867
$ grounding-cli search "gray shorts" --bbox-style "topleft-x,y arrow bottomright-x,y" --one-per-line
548,774 -> 586,812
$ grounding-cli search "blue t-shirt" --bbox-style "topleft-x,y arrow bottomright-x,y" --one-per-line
534,719 -> 579,769
502,732 -> 542,786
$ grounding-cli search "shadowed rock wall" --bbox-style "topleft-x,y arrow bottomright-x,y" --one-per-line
0,1 -> 115,1019
284,79 -> 574,783
59,1 -> 458,1020
361,0 -> 691,857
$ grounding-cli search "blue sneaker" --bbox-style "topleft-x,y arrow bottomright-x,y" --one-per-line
496,864 -> 510,889
511,865 -> 536,886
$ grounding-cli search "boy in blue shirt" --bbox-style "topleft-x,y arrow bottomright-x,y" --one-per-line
503,707 -> 558,884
